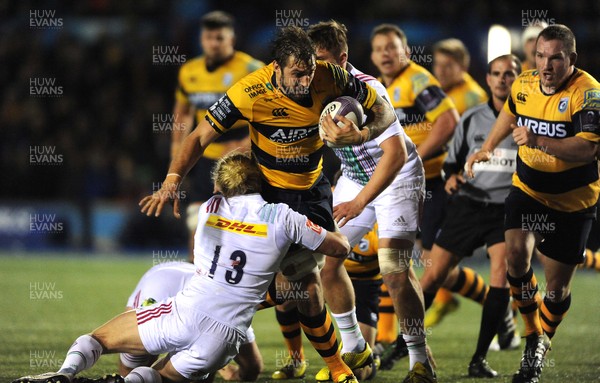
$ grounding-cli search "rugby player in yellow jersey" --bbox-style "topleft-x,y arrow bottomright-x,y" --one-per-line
467,24 -> 600,383
433,38 -> 488,115
142,26 -> 396,383
171,10 -> 264,261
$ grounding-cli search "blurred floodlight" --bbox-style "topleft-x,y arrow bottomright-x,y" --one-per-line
488,24 -> 511,63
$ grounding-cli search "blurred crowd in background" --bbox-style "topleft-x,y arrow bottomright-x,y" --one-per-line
1,0 -> 600,250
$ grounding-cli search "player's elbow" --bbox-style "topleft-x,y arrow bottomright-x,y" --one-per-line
331,233 -> 351,258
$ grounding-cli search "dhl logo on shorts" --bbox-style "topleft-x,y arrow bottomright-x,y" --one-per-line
205,215 -> 268,237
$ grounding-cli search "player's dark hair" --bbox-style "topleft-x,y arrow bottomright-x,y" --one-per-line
370,24 -> 408,47
307,20 -> 349,59
433,38 -> 470,69
271,26 -> 315,68
537,24 -> 576,55
201,10 -> 235,31
211,151 -> 262,198
488,54 -> 522,74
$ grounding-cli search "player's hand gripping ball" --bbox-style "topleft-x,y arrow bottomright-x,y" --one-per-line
319,96 -> 364,148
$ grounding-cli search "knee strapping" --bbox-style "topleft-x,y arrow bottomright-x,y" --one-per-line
378,248 -> 411,275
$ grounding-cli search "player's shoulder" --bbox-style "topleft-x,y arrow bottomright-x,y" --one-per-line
227,64 -> 275,102
404,61 -> 440,93
461,101 -> 490,120
233,51 -> 265,68
349,64 -> 384,93
179,55 -> 205,74
571,68 -> 600,91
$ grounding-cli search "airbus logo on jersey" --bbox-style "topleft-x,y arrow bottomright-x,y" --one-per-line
272,108 -> 289,117
516,92 -> 528,103
270,126 -> 318,143
517,116 -> 568,138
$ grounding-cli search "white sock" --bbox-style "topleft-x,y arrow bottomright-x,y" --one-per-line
403,334 -> 428,370
57,334 -> 103,376
125,366 -> 162,383
332,307 -> 366,353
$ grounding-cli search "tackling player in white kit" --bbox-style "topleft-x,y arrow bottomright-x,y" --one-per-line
12,152 -> 351,383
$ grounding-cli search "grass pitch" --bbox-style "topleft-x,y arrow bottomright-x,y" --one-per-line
1,253 -> 599,382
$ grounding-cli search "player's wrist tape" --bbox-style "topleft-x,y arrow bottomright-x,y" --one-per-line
166,173 -> 182,179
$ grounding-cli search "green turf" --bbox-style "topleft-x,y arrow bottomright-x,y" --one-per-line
1,254 -> 599,382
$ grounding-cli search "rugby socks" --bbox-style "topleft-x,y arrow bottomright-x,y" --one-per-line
58,334 -> 102,376
299,308 -> 351,381
450,266 -> 489,304
507,268 -> 543,336
331,307 -> 366,353
540,294 -> 571,339
125,366 -> 162,383
431,288 -> 454,305
376,283 -> 398,344
582,249 -> 600,271
275,306 -> 304,363
402,334 -> 428,370
474,287 -> 510,358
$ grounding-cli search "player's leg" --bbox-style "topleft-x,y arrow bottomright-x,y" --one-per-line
294,268 -> 354,383
13,311 -> 145,383
379,238 -> 435,380
325,176 -> 372,356
419,244 -> 462,310
271,299 -> 307,380
468,242 -> 509,378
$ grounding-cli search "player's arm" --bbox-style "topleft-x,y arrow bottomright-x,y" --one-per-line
334,133 -> 407,226
466,109 -> 516,178
140,117 -> 220,218
171,99 -> 195,159
321,64 -> 395,146
442,113 -> 469,194
416,108 -> 459,161
321,92 -> 395,146
315,231 -> 351,258
511,108 -> 600,162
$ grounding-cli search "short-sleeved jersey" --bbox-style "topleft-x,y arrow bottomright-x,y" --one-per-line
192,193 -> 327,329
445,72 -> 488,116
332,63 -> 422,186
505,68 -> 600,212
344,224 -> 381,281
126,262 -> 196,308
176,52 -> 264,159
382,61 -> 457,179
206,61 -> 378,190
443,100 -> 517,204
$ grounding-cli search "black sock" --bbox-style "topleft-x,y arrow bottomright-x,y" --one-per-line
424,291 -> 436,310
473,287 -> 510,359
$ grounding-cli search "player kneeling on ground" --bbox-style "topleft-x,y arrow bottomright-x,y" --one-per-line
12,152 -> 351,383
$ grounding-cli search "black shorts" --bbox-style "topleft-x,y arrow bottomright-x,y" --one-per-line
505,187 -> 596,264
260,174 -> 335,231
420,177 -> 447,250
352,278 -> 383,328
434,196 -> 505,258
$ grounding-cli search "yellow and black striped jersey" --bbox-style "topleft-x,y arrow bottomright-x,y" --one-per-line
505,68 -> 600,212
445,72 -> 488,116
382,61 -> 457,179
175,51 -> 264,159
206,61 -> 378,190
344,224 -> 381,281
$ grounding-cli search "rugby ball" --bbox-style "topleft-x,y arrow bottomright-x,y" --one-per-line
319,96 -> 364,148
